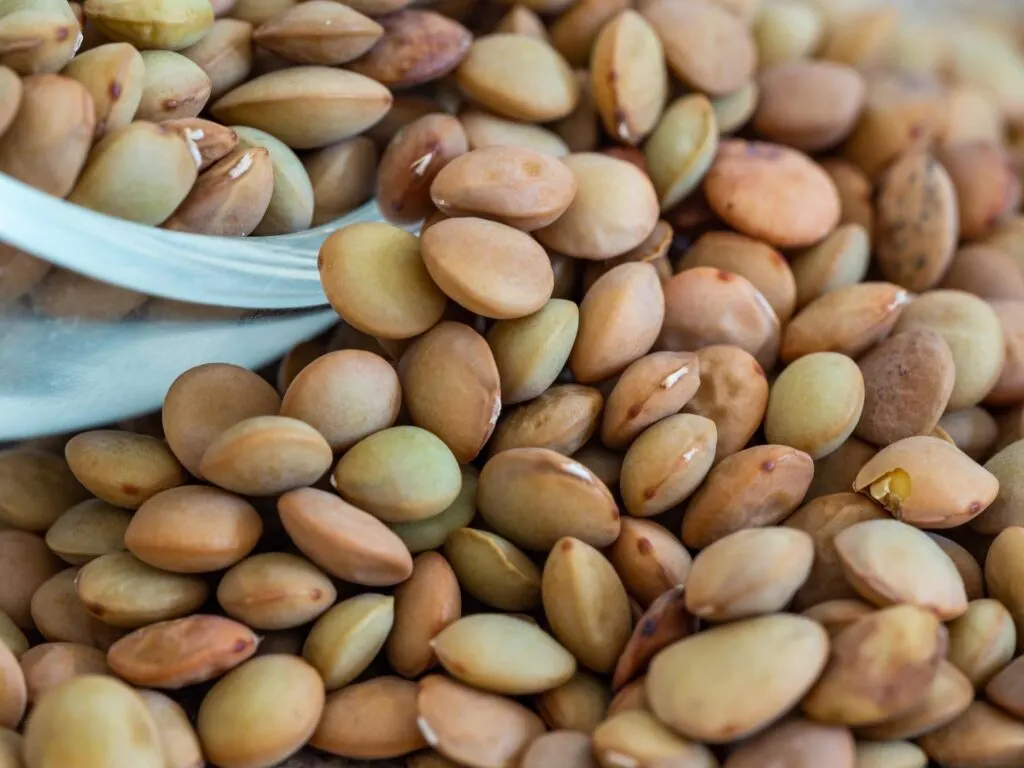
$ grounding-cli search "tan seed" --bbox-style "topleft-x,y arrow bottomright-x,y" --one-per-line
0,448 -> 88,532
444,528 -> 541,612
138,690 -> 203,768
592,710 -> 717,768
45,499 -> 132,565
217,552 -> 336,630
607,518 -> 691,608
252,1 -> 382,65
303,594 -> 394,689
0,531 -> 63,629
536,672 -> 609,733
84,0 -> 213,49
62,43 -> 145,137
389,468 -> 478,555
349,9 -> 471,88
387,552 -> 460,679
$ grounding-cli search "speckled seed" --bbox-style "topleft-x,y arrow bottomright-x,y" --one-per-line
376,113 -> 468,225
278,487 -> 413,586
607,519 -> 691,608
416,675 -> 546,768
250,1 -> 382,65
0,449 -> 88,532
647,614 -> 829,743
45,500 -> 131,566
216,552 -> 337,630
723,719 -> 855,768
659,267 -> 781,371
678,231 -> 797,324
570,262 -> 665,384
106,614 -> 258,689
947,599 -> 1017,688
852,435 -> 999,528
542,537 -> 632,674
754,61 -> 865,152
490,385 -> 603,457
592,709 -> 717,768
644,94 -> 718,211
893,290 -> 1006,411
488,299 -> 580,405
781,282 -> 910,362
138,690 -> 203,768
198,416 -> 332,496
917,701 -> 1024,768
421,218 -> 554,320
210,66 -> 393,150
75,552 -> 209,629
64,431 -> 185,510
389,468 -> 478,554
791,223 -> 871,308
30,569 -> 125,650
620,414 -> 717,518
311,676 -> 426,760
801,605 -> 946,727
455,34 -> 578,122
124,485 -> 261,573
682,444 -> 814,549
197,655 -> 325,768
784,493 -> 887,610
939,141 -> 1021,241
685,528 -> 814,622
399,322 -> 502,463
682,345 -> 768,463
430,146 -> 577,231
535,153 -> 659,261
703,140 -> 840,249
303,594 -> 394,690
63,43 -> 145,137
161,363 -> 281,478
765,352 -> 865,460
521,731 -> 596,768
387,552 -> 460,679
874,150 -> 959,292
536,672 -> 609,733
834,519 -> 968,620
444,528 -> 541,612
23,675 -> 162,768
478,448 -> 621,551
855,329 -> 956,446
640,0 -> 755,96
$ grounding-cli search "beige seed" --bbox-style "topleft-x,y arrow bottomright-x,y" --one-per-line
303,594 -> 394,690
387,552 -> 461,679
217,552 -> 336,631
138,690 -> 203,768
444,528 -> 541,612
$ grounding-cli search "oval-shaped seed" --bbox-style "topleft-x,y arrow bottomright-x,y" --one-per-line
333,426 -> 461,524
580,217 -> 672,293
217,552 -> 336,630
685,528 -> 814,622
918,701 -> 1024,768
431,146 -> 577,231
63,43 -> 145,137
125,485 -> 261,573
620,414 -> 717,518
433,614 -> 576,694
456,34 -> 578,122
311,676 -> 426,760
941,244 -> 1024,302
641,0 -> 754,96
252,1 -> 382,65
138,690 -> 203,768
802,605 -> 946,727
304,136 -> 376,225
939,141 -> 1019,242
660,267 -> 781,371
84,0 -> 213,49
478,448 -> 620,551
461,108 -> 569,157
857,659 -> 973,742
593,709 -> 716,768
231,125 -> 315,235
852,435 -> 998,528
181,17 -> 253,100
0,448 -> 88,532
349,9 -> 470,88
521,731 -> 595,768
319,222 -> 447,340
0,3 -> 80,76
75,552 -> 209,629
647,614 -> 829,743
765,351 -> 864,460
611,586 -> 698,692
197,655 -> 325,768
45,500 -> 131,566
30,569 -> 125,650
211,66 -> 392,149
387,552 -> 460,679
607,518 -> 691,608
791,223 -> 871,309
303,594 -> 394,690
0,74 -> 95,197
416,675 -> 545,768
23,675 -> 162,768
590,10 -> 666,146
198,415 -> 332,497
682,344 -> 768,462
536,672 -> 609,733
535,152 -> 659,260
67,121 -> 198,224
542,537 -> 632,673
490,384 -> 602,457
421,218 -> 554,320
834,519 -> 968,620
444,528 -> 540,612
488,299 -> 580,405
682,444 -> 814,549
278,486 -> 413,585
724,719 -> 855,768
894,290 -> 1006,412
389,467 -> 478,554
704,139 -> 840,249
0,531 -> 63,629
784,493 -> 887,610
107,614 -> 258,689
136,50 -> 211,122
